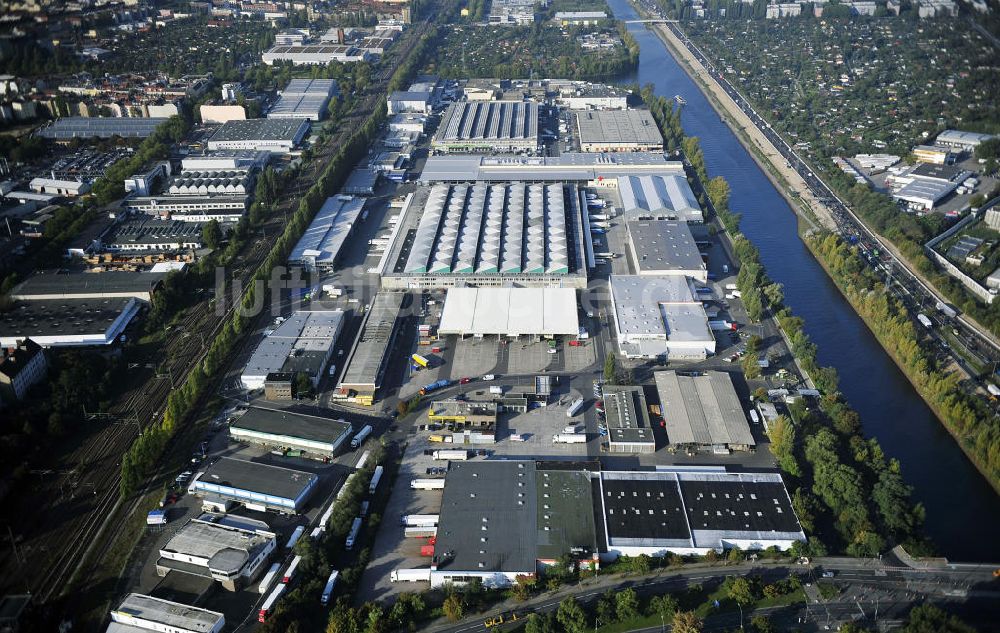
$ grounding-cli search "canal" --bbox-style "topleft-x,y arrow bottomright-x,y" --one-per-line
606,0 -> 999,561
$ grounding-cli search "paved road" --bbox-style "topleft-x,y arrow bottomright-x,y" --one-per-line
419,556 -> 999,633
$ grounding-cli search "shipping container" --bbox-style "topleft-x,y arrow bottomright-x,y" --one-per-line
321,570 -> 340,606
391,568 -> 432,583
566,397 -> 584,417
285,526 -> 305,549
410,478 -> 446,490
432,449 -> 468,461
369,465 -> 384,494
401,514 -> 439,527
404,526 -> 438,538
345,517 -> 363,550
259,562 -> 281,594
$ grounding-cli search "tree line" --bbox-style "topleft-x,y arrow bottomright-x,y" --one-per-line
641,88 -> 929,556
810,231 -> 1000,492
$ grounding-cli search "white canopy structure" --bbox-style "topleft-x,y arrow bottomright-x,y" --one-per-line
438,288 -> 579,337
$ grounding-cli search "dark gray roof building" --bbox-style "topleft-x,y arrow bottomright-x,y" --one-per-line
190,457 -> 318,514
230,407 -> 352,458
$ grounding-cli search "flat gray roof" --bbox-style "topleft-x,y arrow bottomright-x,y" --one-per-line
609,275 -> 707,339
241,310 -> 344,382
102,218 -> 206,248
627,220 -> 706,274
37,117 -> 168,139
435,461 -> 538,574
339,292 -> 404,391
112,593 -> 223,632
208,118 -> 309,143
231,407 -> 351,448
195,457 -> 317,502
160,517 -> 271,576
535,469 -> 597,561
420,152 -> 683,183
0,298 -> 137,345
12,271 -> 167,300
653,371 -> 755,448
288,196 -> 364,267
603,385 -> 655,447
574,110 -> 663,147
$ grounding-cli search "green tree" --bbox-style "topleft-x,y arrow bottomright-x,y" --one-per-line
750,615 -> 775,633
555,597 -> 587,633
725,576 -> 754,606
442,594 -> 464,622
202,219 -> 222,250
294,372 -> 313,398
603,351 -> 617,382
524,613 -> 556,633
899,604 -> 976,633
596,591 -> 616,624
672,610 -> 704,633
647,594 -> 679,621
615,588 -> 640,622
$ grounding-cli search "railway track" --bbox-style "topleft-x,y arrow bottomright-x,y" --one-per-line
6,21 -> 437,609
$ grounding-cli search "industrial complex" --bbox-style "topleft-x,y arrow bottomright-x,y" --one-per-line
288,195 -> 366,272
240,310 -> 345,391
229,407 -> 352,459
609,274 -> 716,360
573,109 -> 664,153
188,457 -> 318,514
432,101 -> 540,153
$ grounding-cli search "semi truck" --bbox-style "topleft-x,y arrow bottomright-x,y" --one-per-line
411,353 -> 430,368
917,313 -> 933,329
283,556 -> 302,583
259,562 -> 281,594
345,517 -> 363,550
411,479 -> 446,490
419,379 -> 451,396
351,425 -> 373,449
433,449 -> 469,461
553,433 -> 587,444
708,320 -> 738,331
259,584 -> 286,622
566,397 -> 584,417
391,568 -> 432,583
936,302 -> 958,319
320,569 -> 340,606
401,514 -> 439,527
369,465 -> 384,494
285,525 -> 305,549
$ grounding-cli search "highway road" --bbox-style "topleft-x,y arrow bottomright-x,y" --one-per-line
419,556 -> 999,633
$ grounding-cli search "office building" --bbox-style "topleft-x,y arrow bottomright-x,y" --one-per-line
156,514 -> 277,590
0,339 -> 47,402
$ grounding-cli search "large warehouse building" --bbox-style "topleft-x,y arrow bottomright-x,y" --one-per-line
626,220 -> 707,281
189,457 -> 318,514
438,287 -> 579,337
618,174 -> 703,223
338,292 -> 404,406
420,462 -> 803,588
37,117 -> 168,140
574,109 -> 663,153
11,271 -> 167,302
229,407 -> 352,459
156,514 -> 277,591
262,44 -> 370,65
602,385 -> 655,454
420,152 -> 686,183
240,310 -> 345,391
268,78 -> 339,121
379,182 -> 587,289
433,101 -> 540,153
288,195 -> 365,272
653,370 -> 755,453
108,594 -> 224,633
0,298 -> 140,348
207,119 -> 310,153
609,275 -> 715,360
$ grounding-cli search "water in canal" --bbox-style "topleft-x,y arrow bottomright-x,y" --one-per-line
605,0 -> 999,561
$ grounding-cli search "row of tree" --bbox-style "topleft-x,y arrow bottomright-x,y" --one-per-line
640,88 -> 928,555
810,231 -> 1000,491
119,95 -> 388,498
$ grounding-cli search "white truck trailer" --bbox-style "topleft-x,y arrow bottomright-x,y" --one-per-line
410,478 -> 446,490
351,425 -> 373,449
553,433 -> 587,444
390,568 -> 432,583
432,449 -> 468,461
